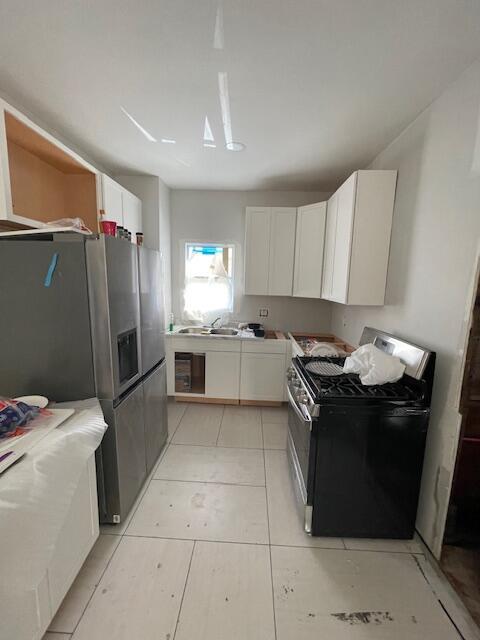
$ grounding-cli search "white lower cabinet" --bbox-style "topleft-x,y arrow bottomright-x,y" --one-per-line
47,455 -> 99,615
167,337 -> 288,403
33,454 -> 99,639
240,353 -> 286,402
205,351 -> 241,399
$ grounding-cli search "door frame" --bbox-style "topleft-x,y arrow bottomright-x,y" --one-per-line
441,243 -> 480,553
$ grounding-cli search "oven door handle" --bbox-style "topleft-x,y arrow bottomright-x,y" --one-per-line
287,386 -> 313,429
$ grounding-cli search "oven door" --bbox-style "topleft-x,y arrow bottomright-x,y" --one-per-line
286,384 -> 315,532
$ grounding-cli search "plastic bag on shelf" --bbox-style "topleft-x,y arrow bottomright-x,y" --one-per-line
343,343 -> 405,385
46,217 -> 92,233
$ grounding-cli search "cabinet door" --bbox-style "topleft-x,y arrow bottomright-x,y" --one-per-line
101,174 -> 124,226
268,207 -> 297,296
122,190 -> 142,239
331,172 -> 357,303
245,207 -> 270,295
206,351 -> 241,399
293,202 -> 327,298
48,455 -> 98,616
240,352 -> 285,401
322,193 -> 338,300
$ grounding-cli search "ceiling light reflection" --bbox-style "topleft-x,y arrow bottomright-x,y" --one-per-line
175,157 -> 191,167
218,72 -> 245,152
214,2 -> 224,50
203,116 -> 215,142
120,106 -> 156,142
218,71 -> 233,145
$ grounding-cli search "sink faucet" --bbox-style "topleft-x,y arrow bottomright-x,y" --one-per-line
211,316 -> 221,328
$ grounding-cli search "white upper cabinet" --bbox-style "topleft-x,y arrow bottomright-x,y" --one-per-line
293,201 -> 327,298
244,206 -> 296,296
322,170 -> 397,305
122,189 -> 143,238
101,174 -> 124,226
101,174 -> 143,241
322,193 -> 338,300
245,207 -> 271,295
331,172 -> 357,302
268,207 -> 297,296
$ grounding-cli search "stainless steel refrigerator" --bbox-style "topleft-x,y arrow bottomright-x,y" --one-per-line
0,233 -> 167,523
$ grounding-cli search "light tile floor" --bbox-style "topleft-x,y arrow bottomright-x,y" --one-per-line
45,401 -> 477,640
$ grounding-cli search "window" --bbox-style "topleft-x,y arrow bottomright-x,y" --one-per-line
183,243 -> 234,323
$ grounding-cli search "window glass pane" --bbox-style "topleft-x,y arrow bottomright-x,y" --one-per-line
184,242 -> 234,323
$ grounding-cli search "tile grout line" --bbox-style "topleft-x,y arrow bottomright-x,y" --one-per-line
437,599 -> 468,640
167,441 -> 283,451
262,445 -> 278,640
65,438 -> 173,636
168,401 -> 188,443
151,477 -> 266,488
215,404 -> 226,446
123,532 -> 271,546
67,534 -> 122,637
172,540 -> 196,640
104,531 -> 423,554
260,412 -> 266,450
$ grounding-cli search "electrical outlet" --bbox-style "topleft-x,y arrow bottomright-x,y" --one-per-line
259,308 -> 269,318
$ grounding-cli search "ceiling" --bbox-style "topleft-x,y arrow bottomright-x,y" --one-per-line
1,1 -> 480,191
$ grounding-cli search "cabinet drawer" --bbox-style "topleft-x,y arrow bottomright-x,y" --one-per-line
241,339 -> 288,354
168,337 -> 241,352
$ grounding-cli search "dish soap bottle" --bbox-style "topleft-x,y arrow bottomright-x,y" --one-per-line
169,313 -> 174,333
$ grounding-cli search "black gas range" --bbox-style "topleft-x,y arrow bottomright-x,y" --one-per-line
286,327 -> 435,539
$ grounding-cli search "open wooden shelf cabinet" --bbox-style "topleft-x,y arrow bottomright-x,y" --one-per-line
0,99 -> 100,232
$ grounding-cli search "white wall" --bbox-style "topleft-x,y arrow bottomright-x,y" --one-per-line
158,178 -> 172,324
170,189 -> 332,333
330,59 -> 480,558
116,175 -> 172,325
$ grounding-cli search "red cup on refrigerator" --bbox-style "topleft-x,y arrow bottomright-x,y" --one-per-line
101,220 -> 117,236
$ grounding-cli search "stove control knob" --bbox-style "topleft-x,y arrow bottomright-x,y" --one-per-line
298,392 -> 308,405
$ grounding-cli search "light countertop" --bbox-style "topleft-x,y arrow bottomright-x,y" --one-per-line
166,326 -> 287,341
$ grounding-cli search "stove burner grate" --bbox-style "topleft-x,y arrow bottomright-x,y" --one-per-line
305,361 -> 344,376
298,356 -> 425,401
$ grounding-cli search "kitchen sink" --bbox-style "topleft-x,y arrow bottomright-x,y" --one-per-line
177,326 -> 239,336
210,328 -> 238,336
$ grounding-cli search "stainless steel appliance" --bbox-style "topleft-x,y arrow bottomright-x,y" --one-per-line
0,233 -> 167,523
286,327 -> 435,538
138,246 -> 166,374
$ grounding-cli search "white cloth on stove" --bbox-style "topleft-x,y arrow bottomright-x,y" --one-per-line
343,343 -> 405,385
